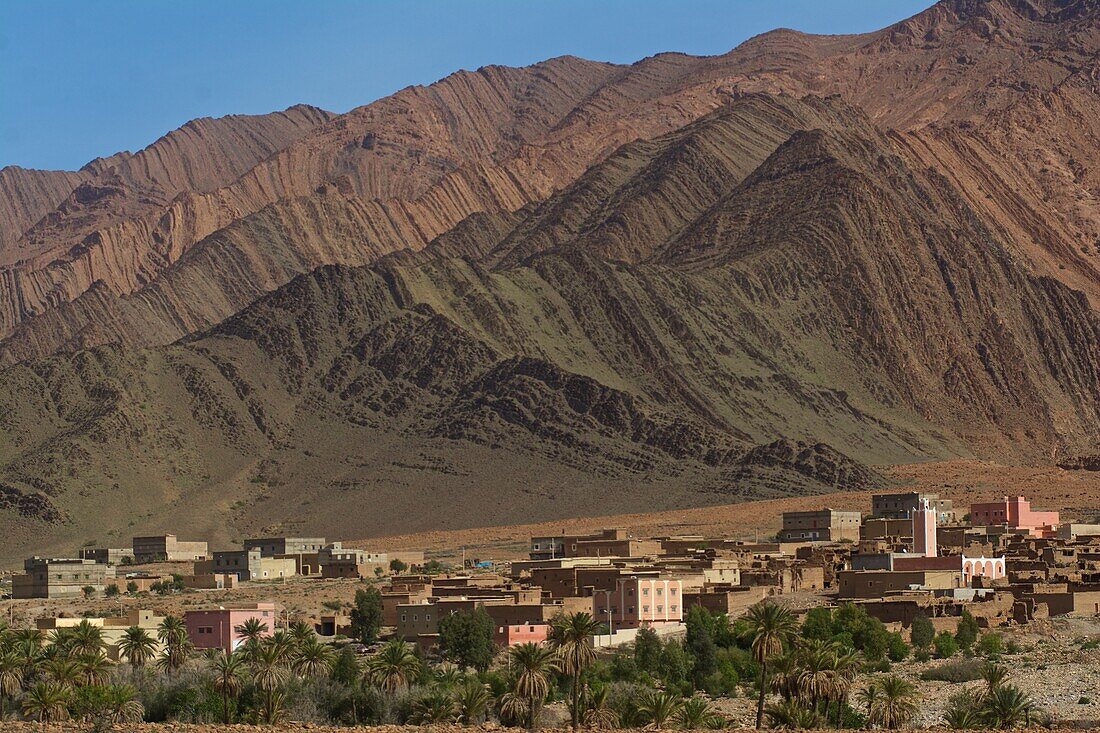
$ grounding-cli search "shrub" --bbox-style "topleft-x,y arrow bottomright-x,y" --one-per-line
934,631 -> 960,659
910,613 -> 935,649
105,585 -> 120,598
955,611 -> 979,650
886,631 -> 909,662
913,647 -> 932,663
920,657 -> 985,683
976,632 -> 1004,659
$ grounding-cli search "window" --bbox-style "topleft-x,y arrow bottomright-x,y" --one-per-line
657,605 -> 663,612
671,605 -> 678,611
657,588 -> 663,596
426,614 -> 431,621
643,588 -> 649,596
670,588 -> 677,595
643,605 -> 650,612
401,615 -> 407,622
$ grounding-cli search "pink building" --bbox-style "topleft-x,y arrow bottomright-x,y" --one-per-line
185,602 -> 277,652
969,496 -> 1059,537
592,577 -> 683,631
913,498 -> 937,557
494,623 -> 550,647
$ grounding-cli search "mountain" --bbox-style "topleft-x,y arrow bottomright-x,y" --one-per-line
0,0 -> 1098,561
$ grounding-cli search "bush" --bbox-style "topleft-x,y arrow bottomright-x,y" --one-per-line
934,631 -> 960,659
913,647 -> 932,663
634,627 -> 661,673
955,611 -> 979,650
910,613 -> 935,649
105,585 -> 120,598
976,632 -> 1004,659
886,631 -> 909,662
920,657 -> 985,683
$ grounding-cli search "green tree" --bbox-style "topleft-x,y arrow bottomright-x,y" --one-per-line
634,626 -> 661,673
977,632 -> 1005,659
955,611 -> 979,650
934,631 -> 960,659
548,611 -> 603,730
104,585 -> 120,598
745,601 -> 799,729
686,606 -> 718,689
389,558 -> 408,573
330,646 -> 361,686
81,585 -> 95,599
349,587 -> 384,644
438,607 -> 495,672
910,614 -> 935,649
125,581 -> 138,594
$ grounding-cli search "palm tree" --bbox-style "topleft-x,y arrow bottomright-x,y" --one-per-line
981,662 -> 1010,694
77,650 -> 111,686
93,684 -> 145,724
289,620 -> 314,648
454,678 -> 493,724
408,688 -> 460,724
251,639 -> 290,726
639,689 -> 683,728
234,617 -> 269,652
982,684 -> 1037,729
158,615 -> 188,648
43,657 -> 82,688
68,620 -> 105,658
868,675 -> 919,729
855,681 -> 879,721
292,637 -> 333,678
117,626 -> 157,669
21,680 -> 71,723
508,641 -> 560,728
795,639 -> 838,711
676,695 -> 720,729
433,663 -> 465,691
829,647 -> 862,725
259,688 -> 288,725
157,615 -> 191,674
582,686 -> 619,729
0,648 -> 23,719
548,611 -> 603,731
208,649 -> 246,724
745,601 -> 798,729
765,700 -> 821,730
497,691 -> 530,727
367,639 -> 420,694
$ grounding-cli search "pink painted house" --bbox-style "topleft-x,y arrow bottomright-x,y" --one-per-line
185,602 -> 277,652
494,623 -> 550,647
593,577 -> 683,631
970,496 -> 1059,537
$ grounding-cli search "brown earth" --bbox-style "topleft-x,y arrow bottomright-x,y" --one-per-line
1,0 -> 1099,565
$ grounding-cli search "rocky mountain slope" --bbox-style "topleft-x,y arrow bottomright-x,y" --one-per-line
0,0 -> 1098,560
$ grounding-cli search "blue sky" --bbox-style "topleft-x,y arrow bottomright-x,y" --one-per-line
0,1 -> 933,171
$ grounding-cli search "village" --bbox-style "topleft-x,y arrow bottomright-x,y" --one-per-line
4,490 -> 1100,727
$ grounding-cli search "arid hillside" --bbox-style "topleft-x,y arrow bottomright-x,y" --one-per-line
0,0 -> 1098,564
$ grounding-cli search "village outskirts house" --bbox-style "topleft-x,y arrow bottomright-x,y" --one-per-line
777,509 -> 861,543
12,557 -> 116,599
185,602 -> 277,652
37,609 -> 165,661
132,534 -> 209,563
211,549 -> 296,581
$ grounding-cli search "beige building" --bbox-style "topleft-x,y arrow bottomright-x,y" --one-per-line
837,569 -> 962,599
133,535 -> 209,563
13,557 -> 116,599
37,609 -> 165,661
778,509 -> 861,542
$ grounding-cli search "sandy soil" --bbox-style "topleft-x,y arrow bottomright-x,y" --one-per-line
352,461 -> 1100,563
